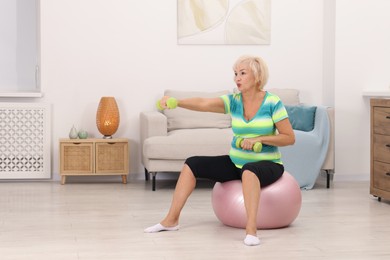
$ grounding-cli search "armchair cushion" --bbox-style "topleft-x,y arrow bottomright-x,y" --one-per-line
285,105 -> 317,132
163,89 -> 231,131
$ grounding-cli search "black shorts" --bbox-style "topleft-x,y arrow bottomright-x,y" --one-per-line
185,155 -> 284,188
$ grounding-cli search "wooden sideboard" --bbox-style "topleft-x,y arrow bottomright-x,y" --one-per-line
59,138 -> 129,184
370,99 -> 390,201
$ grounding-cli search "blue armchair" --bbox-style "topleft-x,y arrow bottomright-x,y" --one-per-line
280,105 -> 332,189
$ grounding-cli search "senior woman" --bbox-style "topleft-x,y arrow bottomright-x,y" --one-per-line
144,55 -> 295,246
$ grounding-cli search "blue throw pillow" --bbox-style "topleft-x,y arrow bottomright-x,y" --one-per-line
285,105 -> 317,131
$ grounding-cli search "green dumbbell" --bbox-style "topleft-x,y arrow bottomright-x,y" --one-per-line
156,97 -> 178,110
235,137 -> 262,153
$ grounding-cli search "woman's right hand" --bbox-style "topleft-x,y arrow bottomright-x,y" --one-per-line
159,96 -> 170,109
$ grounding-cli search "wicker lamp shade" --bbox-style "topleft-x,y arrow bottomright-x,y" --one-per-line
96,97 -> 120,138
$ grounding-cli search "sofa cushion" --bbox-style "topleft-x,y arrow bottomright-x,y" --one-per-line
143,128 -> 233,160
266,88 -> 300,105
285,105 -> 317,131
163,90 -> 232,131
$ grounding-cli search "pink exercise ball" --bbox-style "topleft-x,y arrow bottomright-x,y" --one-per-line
211,171 -> 302,229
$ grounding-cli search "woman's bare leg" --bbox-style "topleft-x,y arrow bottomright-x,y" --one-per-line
242,170 -> 261,245
160,164 -> 196,227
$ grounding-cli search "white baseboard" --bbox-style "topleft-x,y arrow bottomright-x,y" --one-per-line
333,173 -> 369,182
52,171 -> 370,183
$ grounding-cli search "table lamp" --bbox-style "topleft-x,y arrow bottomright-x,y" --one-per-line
96,97 -> 120,139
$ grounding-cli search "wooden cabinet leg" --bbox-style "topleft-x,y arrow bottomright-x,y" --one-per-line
121,175 -> 127,184
61,176 -> 66,185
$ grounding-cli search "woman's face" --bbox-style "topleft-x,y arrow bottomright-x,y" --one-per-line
234,62 -> 257,92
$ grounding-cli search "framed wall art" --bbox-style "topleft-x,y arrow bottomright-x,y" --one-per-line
177,0 -> 271,45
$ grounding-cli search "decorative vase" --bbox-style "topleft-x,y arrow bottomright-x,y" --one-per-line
96,97 -> 120,139
69,125 -> 78,139
78,129 -> 88,139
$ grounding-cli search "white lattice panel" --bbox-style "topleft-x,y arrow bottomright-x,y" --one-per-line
0,103 -> 51,179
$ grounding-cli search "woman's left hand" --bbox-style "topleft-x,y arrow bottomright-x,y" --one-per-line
240,138 -> 258,150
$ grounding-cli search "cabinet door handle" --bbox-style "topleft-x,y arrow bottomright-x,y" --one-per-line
386,116 -> 390,119
73,142 -> 81,145
386,172 -> 390,176
386,144 -> 390,148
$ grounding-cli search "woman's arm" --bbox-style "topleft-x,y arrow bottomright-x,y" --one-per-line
240,118 -> 295,150
160,96 -> 226,113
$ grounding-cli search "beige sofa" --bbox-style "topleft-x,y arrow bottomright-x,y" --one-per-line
140,89 -> 334,191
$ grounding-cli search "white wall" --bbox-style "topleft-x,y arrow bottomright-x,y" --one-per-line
38,0 -> 326,181
334,0 -> 390,180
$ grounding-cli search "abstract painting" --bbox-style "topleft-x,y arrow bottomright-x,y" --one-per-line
177,0 -> 271,45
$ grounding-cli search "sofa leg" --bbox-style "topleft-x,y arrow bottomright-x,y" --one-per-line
152,172 -> 157,191
145,168 -> 149,181
327,172 -> 330,189
326,170 -> 333,189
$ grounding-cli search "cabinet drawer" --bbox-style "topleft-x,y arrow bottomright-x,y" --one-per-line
373,161 -> 390,191
95,142 -> 128,173
373,134 -> 390,163
60,142 -> 94,173
373,107 -> 390,135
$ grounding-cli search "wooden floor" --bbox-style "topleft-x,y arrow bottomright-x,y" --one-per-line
0,176 -> 389,260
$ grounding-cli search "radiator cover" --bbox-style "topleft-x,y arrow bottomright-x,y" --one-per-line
0,103 -> 51,179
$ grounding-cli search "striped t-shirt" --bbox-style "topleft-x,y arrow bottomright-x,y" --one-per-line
220,92 -> 288,168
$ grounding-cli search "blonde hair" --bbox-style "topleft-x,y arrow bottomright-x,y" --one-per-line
233,55 -> 269,90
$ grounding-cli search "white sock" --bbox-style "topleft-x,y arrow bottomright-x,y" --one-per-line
144,223 -> 179,233
244,234 -> 260,246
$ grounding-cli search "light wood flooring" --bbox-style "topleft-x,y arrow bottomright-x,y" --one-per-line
0,176 -> 389,260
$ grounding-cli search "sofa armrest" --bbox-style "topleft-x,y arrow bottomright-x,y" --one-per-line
322,107 -> 334,172
140,111 -> 168,145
